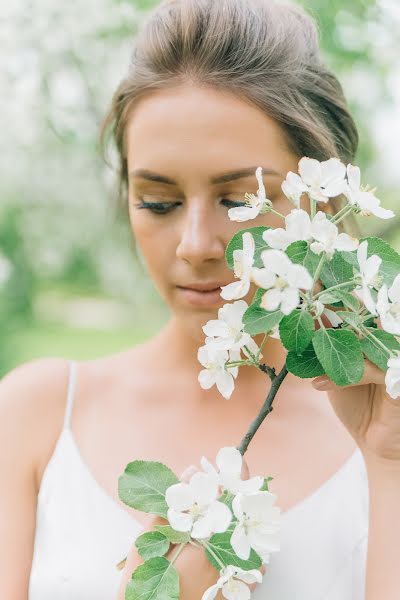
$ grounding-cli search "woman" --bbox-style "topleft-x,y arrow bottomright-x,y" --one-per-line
1,1 -> 398,599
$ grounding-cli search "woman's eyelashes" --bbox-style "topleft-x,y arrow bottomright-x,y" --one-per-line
135,198 -> 248,215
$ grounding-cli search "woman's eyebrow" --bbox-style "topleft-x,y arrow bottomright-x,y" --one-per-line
129,166 -> 282,185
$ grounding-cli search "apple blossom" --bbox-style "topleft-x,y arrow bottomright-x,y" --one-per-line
231,491 -> 281,563
165,472 -> 232,539
202,300 -> 260,358
221,232 -> 255,301
263,208 -> 312,250
198,342 -> 239,399
345,165 -> 395,219
295,157 -> 347,204
201,565 -> 263,600
385,355 -> 400,400
309,211 -> 359,258
200,446 -> 264,495
228,167 -> 272,222
354,240 -> 382,315
252,249 -> 313,315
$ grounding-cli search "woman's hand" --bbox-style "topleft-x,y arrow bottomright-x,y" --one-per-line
116,461 -> 264,600
312,348 -> 400,464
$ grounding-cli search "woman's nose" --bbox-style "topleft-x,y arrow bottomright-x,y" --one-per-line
175,203 -> 226,265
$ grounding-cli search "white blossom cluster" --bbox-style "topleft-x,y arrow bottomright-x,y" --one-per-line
198,158 -> 400,402
165,447 -> 281,600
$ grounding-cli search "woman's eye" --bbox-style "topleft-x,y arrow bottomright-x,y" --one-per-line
135,197 -> 247,215
220,199 -> 247,208
137,200 -> 181,214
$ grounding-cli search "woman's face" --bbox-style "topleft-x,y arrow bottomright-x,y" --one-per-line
126,84 -> 301,336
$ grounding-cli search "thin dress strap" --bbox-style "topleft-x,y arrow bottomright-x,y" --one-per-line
63,360 -> 78,430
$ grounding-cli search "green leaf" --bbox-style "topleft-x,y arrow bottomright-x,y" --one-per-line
126,557 -> 179,600
206,529 -> 262,571
135,531 -> 170,561
243,303 -> 283,336
312,328 -> 365,386
279,310 -> 315,353
154,526 -> 191,545
118,461 -> 179,518
361,328 -> 400,371
225,227 -> 270,270
286,240 -> 307,263
286,240 -> 320,276
319,252 -> 353,288
286,344 -> 326,378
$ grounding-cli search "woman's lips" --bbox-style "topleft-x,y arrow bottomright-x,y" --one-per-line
176,286 -> 226,306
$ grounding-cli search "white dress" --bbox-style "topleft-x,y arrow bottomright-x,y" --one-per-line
29,360 -> 369,599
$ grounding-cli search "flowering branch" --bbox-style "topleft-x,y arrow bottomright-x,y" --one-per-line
119,156 -> 400,600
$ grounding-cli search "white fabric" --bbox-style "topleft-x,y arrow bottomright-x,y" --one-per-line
29,361 -> 369,599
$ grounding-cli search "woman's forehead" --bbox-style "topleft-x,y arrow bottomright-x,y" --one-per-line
126,85 -> 296,178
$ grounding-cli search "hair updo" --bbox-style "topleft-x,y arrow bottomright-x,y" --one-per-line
101,0 -> 359,224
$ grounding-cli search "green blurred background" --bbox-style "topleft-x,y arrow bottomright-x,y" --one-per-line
0,0 -> 399,376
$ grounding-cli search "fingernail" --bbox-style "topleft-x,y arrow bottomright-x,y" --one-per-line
312,377 -> 331,390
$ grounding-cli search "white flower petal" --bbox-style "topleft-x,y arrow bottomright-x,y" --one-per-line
381,312 -> 400,336
361,286 -> 377,315
199,369 -> 217,390
222,580 -> 251,600
228,205 -> 260,222
347,164 -> 361,190
385,358 -> 400,400
334,233 -> 359,252
231,522 -> 251,560
286,208 -> 312,240
190,472 -> 219,505
251,267 -> 276,290
191,516 -> 214,539
261,288 -> 282,312
205,501 -> 233,534
261,249 -> 292,276
220,280 -> 250,301
166,483 -> 195,511
201,583 -> 220,600
298,157 -> 321,186
357,240 -> 368,267
372,205 -> 395,219
203,320 -> 231,338
263,228 -> 293,250
216,447 -> 243,477
287,264 -> 313,290
236,476 -> 265,494
389,275 -> 400,303
280,288 -> 300,315
167,508 -> 193,532
216,370 -> 236,399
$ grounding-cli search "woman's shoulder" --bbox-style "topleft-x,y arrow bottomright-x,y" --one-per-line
0,357 -> 71,489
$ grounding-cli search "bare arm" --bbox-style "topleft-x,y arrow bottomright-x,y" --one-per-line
365,456 -> 400,600
0,358 -> 68,599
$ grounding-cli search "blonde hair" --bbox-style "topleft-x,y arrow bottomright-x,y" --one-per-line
100,0 -> 359,230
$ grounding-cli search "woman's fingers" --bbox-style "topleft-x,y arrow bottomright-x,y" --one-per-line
312,358 -> 385,391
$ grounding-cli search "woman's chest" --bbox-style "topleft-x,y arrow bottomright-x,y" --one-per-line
71,381 -> 356,523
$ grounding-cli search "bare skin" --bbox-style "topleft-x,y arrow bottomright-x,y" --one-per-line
0,83 -> 357,598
